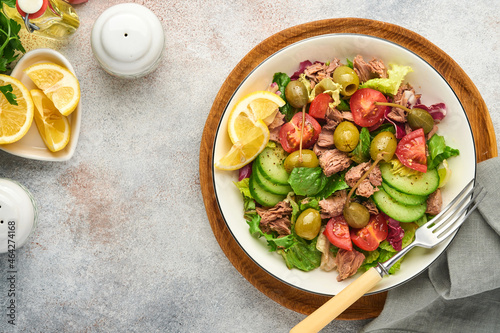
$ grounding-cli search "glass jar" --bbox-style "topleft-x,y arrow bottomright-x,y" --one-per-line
0,179 -> 38,253
2,0 -> 79,40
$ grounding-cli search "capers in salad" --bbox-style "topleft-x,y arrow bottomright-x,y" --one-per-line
334,121 -> 360,152
283,149 -> 319,173
285,80 -> 309,108
343,202 -> 370,229
407,108 -> 435,134
333,65 -> 360,97
370,131 -> 397,161
295,208 -> 322,240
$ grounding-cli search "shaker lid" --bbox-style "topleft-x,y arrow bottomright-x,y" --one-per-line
91,3 -> 165,78
16,0 -> 48,19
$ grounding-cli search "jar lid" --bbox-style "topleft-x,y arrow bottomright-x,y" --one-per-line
91,3 -> 164,79
0,179 -> 37,253
16,0 -> 48,19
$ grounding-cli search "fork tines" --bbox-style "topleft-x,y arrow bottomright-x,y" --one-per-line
427,180 -> 486,240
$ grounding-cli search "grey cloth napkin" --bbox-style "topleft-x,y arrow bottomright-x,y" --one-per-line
362,157 -> 500,333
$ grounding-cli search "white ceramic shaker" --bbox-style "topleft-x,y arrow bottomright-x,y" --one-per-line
91,3 -> 165,79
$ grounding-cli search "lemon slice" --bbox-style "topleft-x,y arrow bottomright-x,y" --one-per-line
227,90 -> 285,144
30,89 -> 70,152
0,75 -> 34,144
24,63 -> 80,116
438,159 -> 451,188
215,119 -> 270,170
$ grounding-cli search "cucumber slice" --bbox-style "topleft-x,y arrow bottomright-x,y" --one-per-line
379,162 -> 439,196
381,182 -> 427,206
253,162 -> 292,195
255,146 -> 290,185
372,188 -> 427,222
249,173 -> 285,207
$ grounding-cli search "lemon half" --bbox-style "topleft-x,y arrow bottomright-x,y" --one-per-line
227,90 -> 285,144
215,119 -> 270,171
0,75 -> 34,144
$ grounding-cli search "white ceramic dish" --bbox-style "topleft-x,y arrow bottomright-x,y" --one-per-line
0,48 -> 81,161
212,34 -> 476,296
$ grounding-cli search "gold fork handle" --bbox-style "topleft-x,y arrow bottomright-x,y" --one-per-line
290,267 -> 383,333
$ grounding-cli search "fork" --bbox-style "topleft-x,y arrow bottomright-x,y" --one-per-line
290,179 -> 486,333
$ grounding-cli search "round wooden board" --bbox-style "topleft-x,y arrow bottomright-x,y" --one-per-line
199,18 -> 497,320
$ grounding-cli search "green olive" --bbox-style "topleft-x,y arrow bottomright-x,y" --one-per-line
283,149 -> 319,173
343,202 -> 370,228
333,121 -> 360,152
332,66 -> 360,97
285,80 -> 309,108
295,208 -> 322,240
407,108 -> 435,134
370,131 -> 397,161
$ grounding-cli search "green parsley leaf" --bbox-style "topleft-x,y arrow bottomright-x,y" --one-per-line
0,83 -> 17,105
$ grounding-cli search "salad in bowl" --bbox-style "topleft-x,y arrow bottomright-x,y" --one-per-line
213,34 -> 475,295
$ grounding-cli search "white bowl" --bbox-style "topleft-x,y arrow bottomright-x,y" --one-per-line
213,34 -> 476,296
0,48 -> 81,161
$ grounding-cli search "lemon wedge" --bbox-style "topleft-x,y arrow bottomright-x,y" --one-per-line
24,63 -> 80,116
0,74 -> 34,144
227,90 -> 285,144
30,89 -> 70,152
215,119 -> 270,170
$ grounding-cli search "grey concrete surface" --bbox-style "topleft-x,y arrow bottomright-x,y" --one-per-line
0,0 -> 498,332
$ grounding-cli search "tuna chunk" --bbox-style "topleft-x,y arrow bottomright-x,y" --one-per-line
368,58 -> 388,79
268,112 -> 285,142
260,217 -> 291,236
326,107 -> 344,124
394,83 -> 421,109
342,111 -> 354,122
256,201 -> 293,235
386,107 -> 407,123
313,143 -> 328,157
319,149 -> 352,177
319,190 -> 347,219
362,199 -> 379,215
426,189 -> 442,215
269,127 -> 280,142
304,58 -> 342,84
268,111 -> 285,129
353,55 -> 387,82
316,129 -> 335,148
345,162 -> 382,197
335,249 -> 365,282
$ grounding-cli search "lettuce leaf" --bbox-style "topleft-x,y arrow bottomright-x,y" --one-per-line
300,197 -> 320,211
360,64 -> 413,96
288,167 -> 348,198
246,213 -> 295,251
288,167 -> 329,196
278,237 -> 321,271
315,173 -> 349,200
350,127 -> 371,164
427,134 -> 460,170
234,178 -> 255,212
299,76 -> 342,108
272,72 -> 295,121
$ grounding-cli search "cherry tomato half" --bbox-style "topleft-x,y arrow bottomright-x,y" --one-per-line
279,112 -> 321,153
350,214 -> 388,251
395,128 -> 427,173
350,88 -> 389,127
309,93 -> 332,120
324,216 -> 353,251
